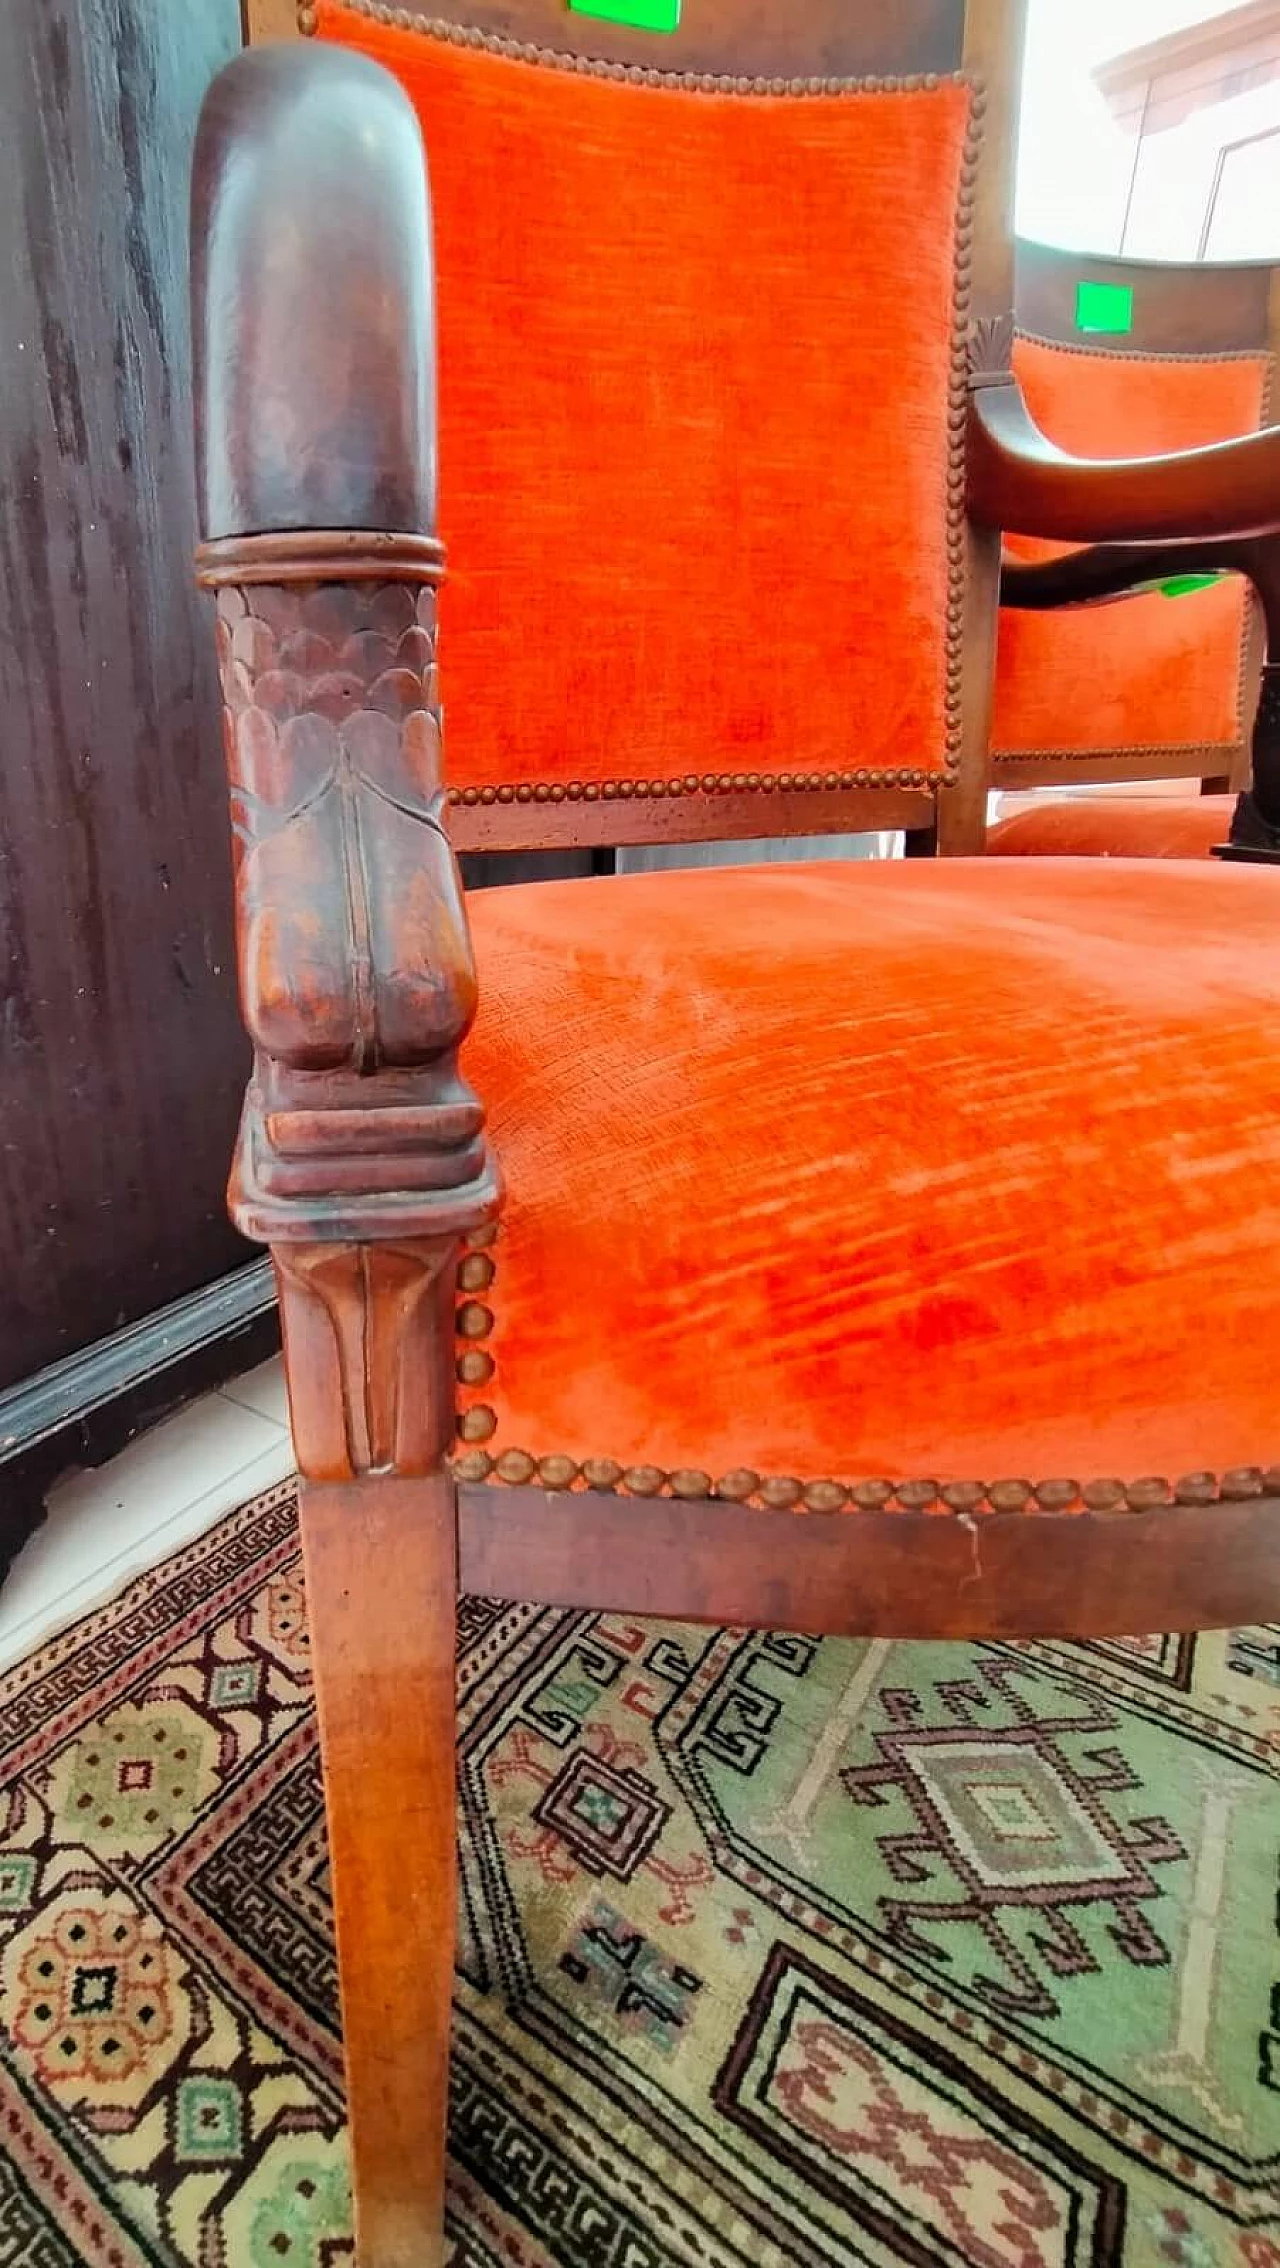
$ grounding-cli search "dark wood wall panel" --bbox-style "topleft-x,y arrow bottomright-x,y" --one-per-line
0,0 -> 246,1390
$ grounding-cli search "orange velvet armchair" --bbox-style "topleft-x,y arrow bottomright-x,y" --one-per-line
193,5 -> 1280,2260
989,238 -> 1280,862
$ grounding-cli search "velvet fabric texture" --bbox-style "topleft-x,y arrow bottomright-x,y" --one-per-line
459,860 -> 1280,1492
316,3 -> 973,792
987,793 -> 1236,860
994,338 -> 1267,765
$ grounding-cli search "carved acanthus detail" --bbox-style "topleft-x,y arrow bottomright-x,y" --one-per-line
968,311 -> 1015,390
274,1238 -> 458,1480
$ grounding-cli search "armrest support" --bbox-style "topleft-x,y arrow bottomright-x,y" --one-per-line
970,378 -> 1280,544
192,44 -> 498,1481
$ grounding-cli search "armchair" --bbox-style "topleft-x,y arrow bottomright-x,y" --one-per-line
193,6 -> 1280,2260
984,241 -> 1280,860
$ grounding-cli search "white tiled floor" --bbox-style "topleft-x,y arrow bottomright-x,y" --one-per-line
0,1356 -> 294,1673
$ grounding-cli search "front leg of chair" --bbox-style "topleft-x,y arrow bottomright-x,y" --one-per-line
189,45 -> 502,2260
199,545 -> 497,2268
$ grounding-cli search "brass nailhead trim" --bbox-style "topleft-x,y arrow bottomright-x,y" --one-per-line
622,1465 -> 667,1497
451,1443 -> 1280,1518
457,1227 -> 501,1443
449,768 -> 943,807
495,1448 -> 537,1485
1018,328 -> 1269,373
456,1348 -> 494,1388
758,1477 -> 803,1509
538,1455 -> 579,1490
582,1458 -> 624,1491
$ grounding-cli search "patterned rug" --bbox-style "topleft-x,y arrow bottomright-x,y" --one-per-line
1,1480 -> 1278,2268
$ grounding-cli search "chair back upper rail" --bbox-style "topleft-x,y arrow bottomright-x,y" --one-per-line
259,0 -> 970,76
1016,236 -> 1278,358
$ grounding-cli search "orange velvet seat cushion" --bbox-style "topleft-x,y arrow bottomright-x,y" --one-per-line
316,3 -> 974,797
987,793 -> 1236,860
994,338 -> 1266,765
457,859 -> 1280,1503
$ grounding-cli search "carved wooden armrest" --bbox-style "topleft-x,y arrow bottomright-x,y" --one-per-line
970,378 -> 1280,545
192,44 -> 498,1477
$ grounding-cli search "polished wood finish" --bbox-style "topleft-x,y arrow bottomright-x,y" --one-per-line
292,0 -> 968,73
195,549 -> 498,1253
302,1476 -> 457,2268
194,44 -> 435,539
1015,237 -> 1274,354
275,1241 -> 458,1479
935,0 -> 1024,853
459,1480 -> 1280,1641
450,784 -> 931,854
971,376 -> 1280,541
0,0 -> 246,1401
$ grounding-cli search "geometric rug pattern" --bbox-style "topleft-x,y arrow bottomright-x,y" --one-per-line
1,1479 -> 1278,2265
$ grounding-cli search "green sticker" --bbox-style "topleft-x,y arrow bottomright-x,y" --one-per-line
1075,279 -> 1134,335
1158,573 -> 1224,598
568,0 -> 680,26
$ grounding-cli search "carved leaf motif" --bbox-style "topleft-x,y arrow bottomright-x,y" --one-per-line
968,312 -> 1015,388
215,580 -> 468,1073
275,1239 -> 457,1478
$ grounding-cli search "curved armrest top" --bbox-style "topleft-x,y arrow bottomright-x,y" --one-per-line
970,378 -> 1280,546
192,43 -> 435,542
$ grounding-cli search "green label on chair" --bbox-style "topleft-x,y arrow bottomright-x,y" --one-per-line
1075,280 -> 1134,335
1158,573 -> 1225,598
568,0 -> 680,27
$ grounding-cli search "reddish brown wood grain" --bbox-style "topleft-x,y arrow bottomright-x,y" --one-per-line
457,1481 -> 1280,1640
1015,237 -> 1275,354
286,0 -> 969,74
970,377 -> 1280,542
302,1476 -> 458,2268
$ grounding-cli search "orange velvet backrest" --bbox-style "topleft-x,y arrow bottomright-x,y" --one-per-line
315,3 -> 979,806
994,335 -> 1269,765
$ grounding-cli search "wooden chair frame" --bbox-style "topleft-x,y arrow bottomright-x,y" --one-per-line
193,14 -> 1280,2261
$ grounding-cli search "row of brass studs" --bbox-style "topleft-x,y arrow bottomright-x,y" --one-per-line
455,1219 -> 499,1434
941,83 -> 984,776
449,1448 -> 1280,1514
449,768 -> 935,807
